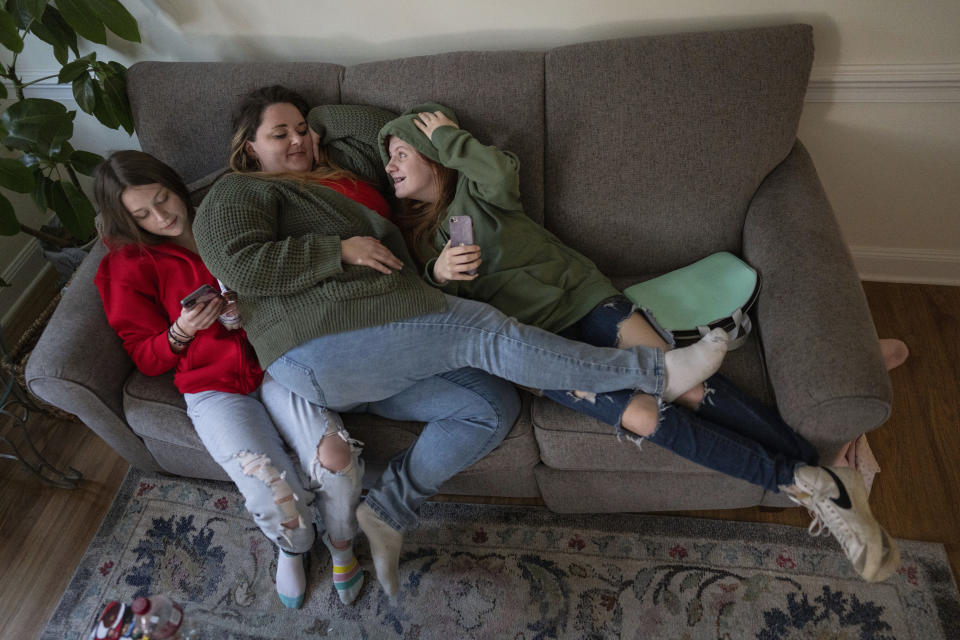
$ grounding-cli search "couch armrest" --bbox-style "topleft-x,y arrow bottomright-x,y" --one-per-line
24,242 -> 161,471
742,140 -> 891,455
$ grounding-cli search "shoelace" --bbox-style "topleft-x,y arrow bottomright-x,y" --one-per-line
786,492 -> 831,537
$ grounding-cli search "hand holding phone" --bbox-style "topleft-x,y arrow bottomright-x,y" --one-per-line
180,284 -> 218,310
176,284 -> 224,337
433,216 -> 481,283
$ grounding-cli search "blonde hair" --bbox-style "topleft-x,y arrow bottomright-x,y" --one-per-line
229,85 -> 355,184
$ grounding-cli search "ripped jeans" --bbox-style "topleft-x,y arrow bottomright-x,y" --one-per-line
544,295 -> 820,492
185,375 -> 363,554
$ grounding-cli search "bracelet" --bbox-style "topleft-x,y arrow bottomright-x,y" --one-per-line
168,321 -> 195,348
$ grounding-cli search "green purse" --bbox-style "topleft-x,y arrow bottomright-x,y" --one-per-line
623,252 -> 761,349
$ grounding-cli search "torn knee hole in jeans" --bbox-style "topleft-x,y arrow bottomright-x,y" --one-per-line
314,425 -> 364,474
235,451 -> 306,531
699,379 -> 717,410
612,306 -> 636,348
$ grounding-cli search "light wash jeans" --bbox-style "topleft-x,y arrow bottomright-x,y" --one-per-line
267,294 -> 666,530
185,375 -> 362,553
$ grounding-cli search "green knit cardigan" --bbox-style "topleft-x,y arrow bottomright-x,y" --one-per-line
193,172 -> 445,368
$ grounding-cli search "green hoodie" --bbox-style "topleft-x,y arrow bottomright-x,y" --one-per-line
377,103 -> 619,333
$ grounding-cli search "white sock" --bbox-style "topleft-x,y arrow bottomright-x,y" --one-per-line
356,502 -> 402,597
322,533 -> 364,605
276,549 -> 306,608
662,328 -> 729,402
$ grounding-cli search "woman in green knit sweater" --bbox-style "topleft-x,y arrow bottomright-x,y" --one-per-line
194,86 -> 731,598
374,104 -> 899,583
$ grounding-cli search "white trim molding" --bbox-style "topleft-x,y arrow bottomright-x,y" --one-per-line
807,63 -> 960,103
3,71 -> 75,101
851,246 -> 960,285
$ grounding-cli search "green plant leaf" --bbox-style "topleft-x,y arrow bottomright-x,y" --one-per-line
0,81 -> 6,100
27,19 -> 69,64
58,56 -> 91,83
101,73 -> 132,134
7,0 -> 47,24
31,170 -> 52,210
70,149 -> 102,176
23,0 -> 46,19
49,179 -> 96,241
0,191 -> 20,235
72,74 -> 96,112
90,82 -> 118,129
0,156 -> 36,192
86,0 -> 138,42
0,98 -> 75,156
53,0 -> 106,44
5,0 -> 29,30
41,5 -> 78,57
0,7 -> 25,52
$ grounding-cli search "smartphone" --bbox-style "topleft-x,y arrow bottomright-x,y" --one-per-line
180,284 -> 218,309
448,216 -> 477,275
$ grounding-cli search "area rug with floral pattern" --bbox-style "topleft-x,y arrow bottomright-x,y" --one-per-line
42,468 -> 959,639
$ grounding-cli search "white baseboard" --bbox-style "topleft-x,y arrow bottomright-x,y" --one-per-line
1,239 -> 55,333
851,246 -> 960,285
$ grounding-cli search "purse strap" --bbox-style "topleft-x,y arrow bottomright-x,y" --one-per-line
697,307 -> 752,350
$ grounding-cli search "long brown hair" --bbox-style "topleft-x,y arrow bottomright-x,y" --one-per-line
94,150 -> 194,249
395,158 -> 458,266
228,85 -> 354,185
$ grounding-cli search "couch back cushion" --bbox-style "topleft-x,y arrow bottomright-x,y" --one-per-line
544,24 -> 813,275
126,62 -> 343,184
341,51 -> 545,223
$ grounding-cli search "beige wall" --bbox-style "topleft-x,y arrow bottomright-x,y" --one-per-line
3,0 -> 959,323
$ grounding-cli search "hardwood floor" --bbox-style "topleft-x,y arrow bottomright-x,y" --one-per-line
1,281 -> 958,638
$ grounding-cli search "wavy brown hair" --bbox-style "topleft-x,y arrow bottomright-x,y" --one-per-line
395,157 -> 459,266
94,150 -> 194,249
229,85 -> 355,185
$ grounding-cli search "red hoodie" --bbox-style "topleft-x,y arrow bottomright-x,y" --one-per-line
94,242 -> 263,395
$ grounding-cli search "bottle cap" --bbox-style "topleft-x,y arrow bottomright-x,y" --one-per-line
130,597 -> 151,615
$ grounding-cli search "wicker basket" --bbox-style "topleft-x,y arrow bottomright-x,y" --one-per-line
1,290 -> 81,423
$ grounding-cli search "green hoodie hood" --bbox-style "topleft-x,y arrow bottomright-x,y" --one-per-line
378,103 -> 459,167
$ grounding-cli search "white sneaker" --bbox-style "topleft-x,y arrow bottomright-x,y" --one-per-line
785,465 -> 900,582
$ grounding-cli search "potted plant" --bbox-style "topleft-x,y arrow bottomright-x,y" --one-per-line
0,0 -> 140,285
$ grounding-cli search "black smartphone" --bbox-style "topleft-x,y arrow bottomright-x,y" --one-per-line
449,216 -> 477,275
180,284 -> 218,309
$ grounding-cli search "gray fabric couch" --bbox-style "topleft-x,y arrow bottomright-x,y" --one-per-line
25,23 -> 892,513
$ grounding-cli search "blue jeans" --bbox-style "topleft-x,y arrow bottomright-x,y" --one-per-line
267,294 -> 668,529
185,376 -> 360,553
544,296 -> 820,492
646,373 -> 821,491
543,296 -> 665,426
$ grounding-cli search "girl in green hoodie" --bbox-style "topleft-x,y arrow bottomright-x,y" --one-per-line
372,105 -> 899,583
378,105 -> 721,432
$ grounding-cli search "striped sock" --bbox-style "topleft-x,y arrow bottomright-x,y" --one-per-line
322,532 -> 364,605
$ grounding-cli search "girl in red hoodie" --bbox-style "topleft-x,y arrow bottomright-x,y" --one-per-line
93,151 -> 364,608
